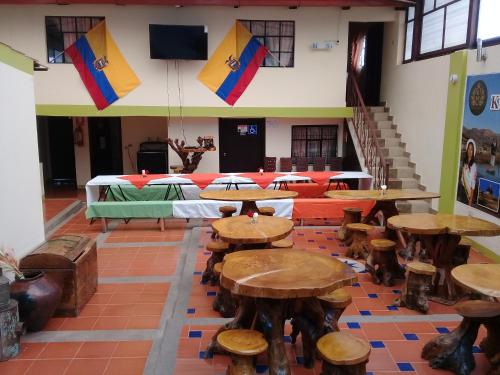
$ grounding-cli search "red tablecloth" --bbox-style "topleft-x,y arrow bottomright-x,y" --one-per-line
292,198 -> 375,219
281,182 -> 349,198
293,171 -> 342,186
238,172 -> 285,189
117,174 -> 169,189
187,173 -> 225,189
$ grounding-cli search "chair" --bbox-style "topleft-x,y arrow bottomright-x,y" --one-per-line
295,157 -> 309,172
264,157 -> 276,172
279,157 -> 293,172
327,157 -> 343,171
312,157 -> 327,171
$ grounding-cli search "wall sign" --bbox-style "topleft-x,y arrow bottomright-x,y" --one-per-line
456,73 -> 500,219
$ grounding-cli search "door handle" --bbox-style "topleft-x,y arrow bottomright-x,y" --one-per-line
223,152 -> 228,157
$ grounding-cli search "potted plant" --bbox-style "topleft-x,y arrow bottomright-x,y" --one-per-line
0,247 -> 62,332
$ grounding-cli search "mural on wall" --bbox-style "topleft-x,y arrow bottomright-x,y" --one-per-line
457,73 -> 500,219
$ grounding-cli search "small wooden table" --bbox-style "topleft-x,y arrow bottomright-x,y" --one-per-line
212,215 -> 294,246
388,213 -> 500,303
208,249 -> 357,375
325,189 -> 440,224
200,189 -> 297,216
422,264 -> 500,374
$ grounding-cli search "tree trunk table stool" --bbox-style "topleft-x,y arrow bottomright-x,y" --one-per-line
338,207 -> 363,242
422,300 -> 500,375
317,331 -> 371,375
217,329 -> 269,375
366,239 -> 405,287
259,206 -> 275,216
271,239 -> 294,249
202,240 -> 230,285
212,262 -> 238,318
212,206 -> 238,239
398,262 -> 436,313
345,223 -> 373,260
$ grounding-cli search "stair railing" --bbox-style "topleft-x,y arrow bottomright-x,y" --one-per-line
346,71 -> 389,188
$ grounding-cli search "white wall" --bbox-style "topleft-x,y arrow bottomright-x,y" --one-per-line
380,15 -> 450,209
0,60 -> 45,260
0,5 -> 396,108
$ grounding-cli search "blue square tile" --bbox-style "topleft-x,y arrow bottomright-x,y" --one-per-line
347,322 -> 361,329
352,282 -> 361,287
200,280 -> 208,285
331,253 -> 339,257
392,289 -> 401,294
189,330 -> 202,338
283,336 -> 292,343
256,365 -> 268,373
368,293 -> 378,299
404,333 -> 419,341
367,372 -> 374,375
199,351 -> 213,359
207,291 -> 217,297
360,310 -> 372,316
370,341 -> 385,348
387,305 -> 399,311
436,327 -> 450,334
193,271 -> 202,275
472,345 -> 482,353
187,308 -> 196,314
203,251 -> 211,255
397,363 -> 415,372
296,356 -> 304,365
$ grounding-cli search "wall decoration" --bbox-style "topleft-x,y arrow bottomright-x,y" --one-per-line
457,73 -> 500,219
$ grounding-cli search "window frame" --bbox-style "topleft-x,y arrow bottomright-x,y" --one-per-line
291,125 -> 338,159
45,16 -> 105,64
475,0 -> 500,47
238,19 -> 295,68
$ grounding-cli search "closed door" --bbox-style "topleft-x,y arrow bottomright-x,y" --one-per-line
88,117 -> 123,177
219,118 -> 266,172
47,117 -> 76,183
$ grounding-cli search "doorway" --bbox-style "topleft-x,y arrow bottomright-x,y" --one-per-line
219,118 -> 266,172
347,22 -> 384,106
88,117 -> 123,177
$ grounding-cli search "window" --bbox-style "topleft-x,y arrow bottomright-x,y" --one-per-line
45,16 -> 104,64
239,20 -> 294,67
291,126 -> 337,158
477,0 -> 500,43
403,6 -> 415,61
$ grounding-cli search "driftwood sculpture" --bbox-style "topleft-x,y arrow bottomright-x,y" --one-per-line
167,137 -> 208,174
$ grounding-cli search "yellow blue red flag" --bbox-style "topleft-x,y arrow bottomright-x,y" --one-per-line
198,21 -> 267,106
66,21 -> 140,110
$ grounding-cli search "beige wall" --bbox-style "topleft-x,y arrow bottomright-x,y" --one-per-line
0,4 -> 395,108
0,60 -> 45,261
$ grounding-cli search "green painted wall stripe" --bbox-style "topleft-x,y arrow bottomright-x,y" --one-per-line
0,43 -> 33,75
438,50 -> 468,214
35,104 -> 353,118
464,237 -> 500,263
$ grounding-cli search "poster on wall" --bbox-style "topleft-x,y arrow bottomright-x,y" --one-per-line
456,73 -> 500,219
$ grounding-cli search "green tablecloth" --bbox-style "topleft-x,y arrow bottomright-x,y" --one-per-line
106,185 -> 180,201
86,201 -> 173,219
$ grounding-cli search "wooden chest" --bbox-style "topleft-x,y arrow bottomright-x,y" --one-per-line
19,235 -> 97,317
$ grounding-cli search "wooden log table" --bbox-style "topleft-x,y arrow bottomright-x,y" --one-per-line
422,264 -> 500,375
211,215 -> 294,246
387,213 -> 500,304
207,249 -> 357,375
200,189 -> 297,216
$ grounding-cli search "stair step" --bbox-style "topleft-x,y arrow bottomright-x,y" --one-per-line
371,112 -> 390,121
378,138 -> 401,147
387,156 -> 410,167
389,167 -> 414,178
397,200 -> 432,214
378,128 -> 397,138
369,106 -> 386,113
388,178 -> 419,189
383,147 -> 404,157
376,120 -> 393,129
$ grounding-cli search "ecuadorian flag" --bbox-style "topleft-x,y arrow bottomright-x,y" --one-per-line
66,21 -> 140,110
198,22 -> 267,106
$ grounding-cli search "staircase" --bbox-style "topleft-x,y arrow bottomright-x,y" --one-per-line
368,106 -> 432,214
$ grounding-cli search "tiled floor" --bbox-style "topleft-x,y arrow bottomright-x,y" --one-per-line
2,209 -> 495,375
43,198 -> 79,223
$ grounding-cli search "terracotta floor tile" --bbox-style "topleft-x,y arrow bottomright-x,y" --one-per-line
113,341 -> 152,357
93,317 -> 129,330
385,340 -> 426,362
39,342 -> 82,359
25,359 -> 72,375
16,343 -> 47,359
76,342 -> 118,359
59,317 -> 99,331
126,315 -> 161,329
361,323 -> 404,340
103,357 -> 147,375
0,360 -> 34,375
65,358 -> 109,375
411,362 -> 449,374
176,338 -> 201,359
365,348 -> 399,372
396,322 -> 439,334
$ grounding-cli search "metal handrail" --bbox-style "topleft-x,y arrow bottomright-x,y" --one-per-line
346,71 -> 389,188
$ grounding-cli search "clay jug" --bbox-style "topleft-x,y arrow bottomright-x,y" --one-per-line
10,271 -> 62,332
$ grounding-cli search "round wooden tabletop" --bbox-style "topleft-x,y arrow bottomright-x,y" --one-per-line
387,213 -> 500,236
324,189 -> 440,202
220,249 -> 357,299
200,189 -> 298,202
212,215 -> 294,244
451,264 -> 500,298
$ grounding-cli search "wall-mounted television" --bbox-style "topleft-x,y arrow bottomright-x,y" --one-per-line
149,24 -> 208,60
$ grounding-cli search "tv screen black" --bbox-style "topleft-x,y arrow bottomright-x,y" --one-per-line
149,24 -> 208,60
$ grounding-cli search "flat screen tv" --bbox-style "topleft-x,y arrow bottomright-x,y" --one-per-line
149,24 -> 208,60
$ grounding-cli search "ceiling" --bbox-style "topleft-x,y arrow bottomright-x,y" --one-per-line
0,0 -> 415,7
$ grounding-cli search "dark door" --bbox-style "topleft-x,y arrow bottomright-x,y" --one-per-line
88,117 -> 123,177
47,117 -> 76,185
219,118 -> 266,172
347,22 -> 384,106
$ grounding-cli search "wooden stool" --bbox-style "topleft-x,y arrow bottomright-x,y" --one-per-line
216,329 -> 268,374
398,262 -> 436,313
318,288 -> 353,332
338,207 -> 362,242
170,165 -> 183,174
366,239 -> 405,287
212,206 -> 237,239
271,239 -> 293,249
317,331 -> 371,375
202,241 -> 230,285
422,300 -> 500,375
259,206 -> 275,216
212,262 -> 238,318
345,223 -> 372,259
